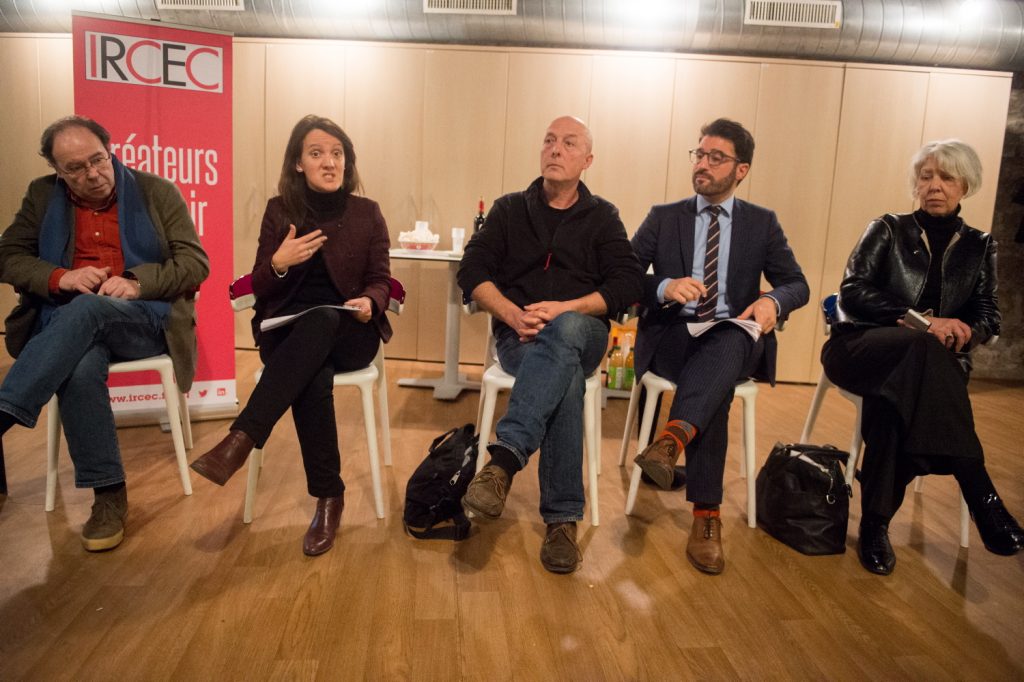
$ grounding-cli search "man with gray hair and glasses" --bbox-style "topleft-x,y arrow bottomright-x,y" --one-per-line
0,115 -> 208,551
629,118 -> 808,575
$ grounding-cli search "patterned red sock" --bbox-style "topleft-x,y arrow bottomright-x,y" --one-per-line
693,505 -> 720,518
657,419 -> 697,452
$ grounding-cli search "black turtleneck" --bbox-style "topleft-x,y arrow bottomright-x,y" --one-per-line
304,185 -> 348,223
915,206 -> 961,313
281,187 -> 350,314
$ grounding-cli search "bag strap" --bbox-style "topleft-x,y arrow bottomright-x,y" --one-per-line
429,427 -> 460,454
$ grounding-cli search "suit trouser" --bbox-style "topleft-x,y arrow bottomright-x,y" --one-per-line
233,307 -> 379,498
649,322 -> 764,505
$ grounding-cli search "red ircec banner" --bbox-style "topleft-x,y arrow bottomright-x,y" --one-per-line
72,12 -> 236,420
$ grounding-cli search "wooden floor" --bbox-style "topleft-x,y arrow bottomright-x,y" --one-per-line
0,349 -> 1022,681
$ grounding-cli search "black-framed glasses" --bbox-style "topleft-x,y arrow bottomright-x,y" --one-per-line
59,152 -> 111,178
689,149 -> 740,167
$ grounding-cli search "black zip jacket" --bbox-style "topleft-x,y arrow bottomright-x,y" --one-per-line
457,177 -> 642,332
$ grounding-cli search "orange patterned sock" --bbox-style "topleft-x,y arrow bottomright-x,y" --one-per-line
658,419 -> 697,451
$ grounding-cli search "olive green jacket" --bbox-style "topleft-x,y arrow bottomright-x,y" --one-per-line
0,171 -> 210,390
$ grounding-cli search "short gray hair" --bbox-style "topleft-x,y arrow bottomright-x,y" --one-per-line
910,139 -> 983,199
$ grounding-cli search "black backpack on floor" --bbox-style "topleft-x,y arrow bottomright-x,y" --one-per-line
403,424 -> 479,540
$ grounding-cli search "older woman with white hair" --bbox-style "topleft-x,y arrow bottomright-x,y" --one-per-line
822,139 -> 1023,575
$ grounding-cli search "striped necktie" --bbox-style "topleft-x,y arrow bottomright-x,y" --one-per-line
696,205 -> 722,322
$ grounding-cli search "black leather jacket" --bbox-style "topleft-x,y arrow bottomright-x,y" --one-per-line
836,212 -> 1000,350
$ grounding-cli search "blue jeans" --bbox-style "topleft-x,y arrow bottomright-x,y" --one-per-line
493,312 -> 607,523
0,295 -> 167,488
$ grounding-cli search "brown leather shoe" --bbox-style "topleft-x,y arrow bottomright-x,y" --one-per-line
303,496 -> 344,556
461,464 -> 511,521
634,437 -> 679,491
686,513 -> 725,575
190,430 -> 255,486
540,522 -> 582,573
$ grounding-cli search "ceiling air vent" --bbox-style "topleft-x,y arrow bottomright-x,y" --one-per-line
156,0 -> 245,10
424,0 -> 517,15
744,0 -> 842,29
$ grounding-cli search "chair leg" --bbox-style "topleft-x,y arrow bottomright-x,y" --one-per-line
159,366 -> 192,496
375,351 -> 393,467
617,381 -> 643,467
46,395 -> 61,512
243,447 -> 263,524
584,380 -> 600,527
359,384 -> 385,520
740,387 -> 758,529
179,390 -> 193,450
799,371 -> 832,443
476,384 -> 500,474
959,493 -> 970,548
846,397 -> 864,488
625,384 -> 665,516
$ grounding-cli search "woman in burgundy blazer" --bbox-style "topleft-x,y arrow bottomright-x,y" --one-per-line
192,115 -> 391,556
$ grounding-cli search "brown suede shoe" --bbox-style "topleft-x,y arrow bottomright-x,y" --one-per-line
686,513 -> 724,575
461,464 -> 511,521
540,522 -> 582,574
190,430 -> 255,486
303,496 -> 344,556
82,486 -> 128,552
634,437 -> 680,491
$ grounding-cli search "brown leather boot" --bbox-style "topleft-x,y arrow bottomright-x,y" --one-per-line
190,430 -> 255,486
304,496 -> 344,556
634,437 -> 680,491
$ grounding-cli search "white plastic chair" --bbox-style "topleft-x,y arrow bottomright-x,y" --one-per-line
618,371 -> 759,528
45,354 -> 194,511
472,314 -> 603,526
231,275 -> 403,523
799,293 -> 969,548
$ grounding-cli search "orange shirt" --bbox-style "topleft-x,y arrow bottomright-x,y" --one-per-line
47,192 -> 123,294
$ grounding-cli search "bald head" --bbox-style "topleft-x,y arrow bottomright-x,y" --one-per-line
540,116 -> 594,187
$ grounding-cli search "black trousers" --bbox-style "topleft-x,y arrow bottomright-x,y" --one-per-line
822,326 -> 993,521
649,322 -> 764,505
233,307 -> 380,498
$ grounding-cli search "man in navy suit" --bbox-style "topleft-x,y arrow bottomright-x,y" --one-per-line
630,118 -> 809,575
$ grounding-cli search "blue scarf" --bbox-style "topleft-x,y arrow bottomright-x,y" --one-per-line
37,156 -> 171,324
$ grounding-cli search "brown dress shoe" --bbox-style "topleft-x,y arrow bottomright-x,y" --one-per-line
686,513 -> 725,575
634,437 -> 679,491
303,496 -> 344,556
190,430 -> 255,486
540,522 -> 582,573
461,464 -> 511,521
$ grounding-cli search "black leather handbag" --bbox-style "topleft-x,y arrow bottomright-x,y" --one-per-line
755,443 -> 853,555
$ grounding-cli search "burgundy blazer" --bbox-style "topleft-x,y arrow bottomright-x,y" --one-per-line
249,194 -> 393,345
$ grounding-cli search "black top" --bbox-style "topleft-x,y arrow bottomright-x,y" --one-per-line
915,207 -> 960,313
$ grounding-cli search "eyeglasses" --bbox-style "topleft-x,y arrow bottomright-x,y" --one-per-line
59,152 -> 111,178
689,149 -> 741,167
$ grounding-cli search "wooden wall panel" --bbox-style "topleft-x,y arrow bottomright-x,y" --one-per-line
232,41 -> 266,347
0,36 -> 73,326
665,59 -> 761,207
813,67 -> 930,367
922,72 -> 1011,232
501,51 -> 593,193
748,63 -> 844,383
586,54 -> 675,233
263,42 -> 348,194
344,44 -> 426,360
419,49 -> 508,363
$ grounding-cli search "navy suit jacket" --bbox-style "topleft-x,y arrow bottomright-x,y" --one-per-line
630,195 -> 809,385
